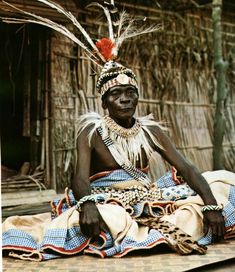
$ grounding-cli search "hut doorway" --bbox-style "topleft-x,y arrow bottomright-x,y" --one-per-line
0,23 -> 49,189
1,24 -> 30,177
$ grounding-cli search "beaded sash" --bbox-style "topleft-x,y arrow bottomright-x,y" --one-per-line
97,126 -> 152,188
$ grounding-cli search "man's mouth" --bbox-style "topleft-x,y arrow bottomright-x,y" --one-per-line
119,107 -> 133,111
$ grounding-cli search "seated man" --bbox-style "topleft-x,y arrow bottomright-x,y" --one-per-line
3,61 -> 235,261
2,1 -> 235,261
73,61 -> 225,241
71,61 -> 232,251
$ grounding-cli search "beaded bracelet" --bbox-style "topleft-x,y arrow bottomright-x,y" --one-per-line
75,195 -> 97,212
75,195 -> 105,212
201,205 -> 222,213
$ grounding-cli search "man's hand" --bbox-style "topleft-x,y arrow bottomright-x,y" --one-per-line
203,210 -> 225,242
79,201 -> 108,238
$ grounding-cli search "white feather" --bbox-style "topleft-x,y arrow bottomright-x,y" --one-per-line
36,0 -> 106,62
2,0 -> 106,64
77,112 -> 102,145
87,2 -> 114,41
116,23 -> 161,49
77,112 -> 165,166
2,16 -> 100,65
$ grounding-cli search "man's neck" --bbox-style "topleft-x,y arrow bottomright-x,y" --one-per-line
109,116 -> 135,128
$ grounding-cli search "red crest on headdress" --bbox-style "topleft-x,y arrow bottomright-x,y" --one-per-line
96,38 -> 116,61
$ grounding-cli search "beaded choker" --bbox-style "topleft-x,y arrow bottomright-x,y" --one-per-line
103,115 -> 141,138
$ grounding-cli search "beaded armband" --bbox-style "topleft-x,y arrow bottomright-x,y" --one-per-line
201,205 -> 223,213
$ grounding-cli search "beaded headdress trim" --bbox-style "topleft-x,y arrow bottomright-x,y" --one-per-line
96,67 -> 136,90
100,76 -> 138,96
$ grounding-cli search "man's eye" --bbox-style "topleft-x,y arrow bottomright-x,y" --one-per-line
110,90 -> 120,96
127,89 -> 136,95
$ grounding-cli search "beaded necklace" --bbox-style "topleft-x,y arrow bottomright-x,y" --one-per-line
102,115 -> 157,170
103,115 -> 141,138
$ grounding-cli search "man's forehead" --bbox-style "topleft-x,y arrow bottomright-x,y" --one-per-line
108,84 -> 137,92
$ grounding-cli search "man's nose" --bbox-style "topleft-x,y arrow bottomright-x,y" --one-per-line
119,92 -> 130,103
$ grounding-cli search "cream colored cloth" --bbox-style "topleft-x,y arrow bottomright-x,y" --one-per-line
162,170 -> 235,240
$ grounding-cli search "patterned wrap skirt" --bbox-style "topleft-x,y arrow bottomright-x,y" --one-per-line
2,169 -> 235,261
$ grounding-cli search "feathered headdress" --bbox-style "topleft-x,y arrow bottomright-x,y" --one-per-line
1,0 -> 160,95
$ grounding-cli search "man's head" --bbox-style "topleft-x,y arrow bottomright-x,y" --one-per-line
97,61 -> 139,121
102,84 -> 139,121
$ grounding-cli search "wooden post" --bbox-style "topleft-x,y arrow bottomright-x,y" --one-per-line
44,38 -> 52,189
212,0 -> 228,170
22,37 -> 31,138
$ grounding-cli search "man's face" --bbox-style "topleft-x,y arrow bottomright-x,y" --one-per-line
102,85 -> 139,121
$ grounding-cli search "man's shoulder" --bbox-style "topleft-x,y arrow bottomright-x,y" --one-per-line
78,112 -> 102,130
77,112 -> 103,145
137,114 -> 167,132
78,112 -> 102,124
137,114 -> 169,150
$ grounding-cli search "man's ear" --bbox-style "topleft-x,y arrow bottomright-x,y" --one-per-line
102,100 -> 107,109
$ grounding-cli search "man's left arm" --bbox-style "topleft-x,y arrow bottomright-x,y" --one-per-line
152,126 -> 225,241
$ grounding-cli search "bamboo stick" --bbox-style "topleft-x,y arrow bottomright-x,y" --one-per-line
40,127 -> 45,170
22,41 -> 31,137
44,38 -> 51,189
212,0 -> 229,170
74,94 -> 78,174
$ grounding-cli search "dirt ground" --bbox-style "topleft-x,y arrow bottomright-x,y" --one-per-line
2,239 -> 235,272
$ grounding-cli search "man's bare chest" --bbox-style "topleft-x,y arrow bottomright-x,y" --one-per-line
90,135 -> 119,173
90,134 -> 148,174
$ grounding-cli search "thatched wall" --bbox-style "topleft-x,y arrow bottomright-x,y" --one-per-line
50,33 -> 80,192
50,3 -> 235,191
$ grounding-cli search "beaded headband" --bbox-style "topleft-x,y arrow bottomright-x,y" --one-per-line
100,75 -> 138,96
96,61 -> 138,95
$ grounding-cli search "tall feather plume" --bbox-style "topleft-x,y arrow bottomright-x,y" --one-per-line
103,1 -> 119,40
2,0 -> 105,64
88,2 -> 161,57
115,16 -> 161,52
36,0 -> 106,62
116,11 -> 130,40
87,2 -> 114,41
87,1 -> 119,61
1,0 -> 161,65
2,16 -> 89,53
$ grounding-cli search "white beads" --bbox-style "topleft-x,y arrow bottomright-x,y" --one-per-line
75,195 -> 97,212
201,205 -> 223,213
91,184 -> 161,207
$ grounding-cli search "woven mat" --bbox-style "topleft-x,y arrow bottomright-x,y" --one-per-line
3,239 -> 235,272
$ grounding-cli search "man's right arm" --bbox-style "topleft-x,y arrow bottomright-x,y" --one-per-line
72,128 -> 92,200
71,128 -> 106,238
